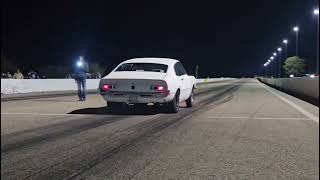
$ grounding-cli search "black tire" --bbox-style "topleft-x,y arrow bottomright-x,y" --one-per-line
107,102 -> 123,111
168,91 -> 180,113
186,88 -> 194,108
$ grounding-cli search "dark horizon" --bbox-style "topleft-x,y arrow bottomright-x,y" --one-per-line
2,0 -> 319,78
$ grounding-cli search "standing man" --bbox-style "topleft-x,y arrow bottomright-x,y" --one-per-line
6,72 -> 13,78
74,56 -> 89,101
13,69 -> 24,79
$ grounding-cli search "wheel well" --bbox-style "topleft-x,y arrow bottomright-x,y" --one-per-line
176,88 -> 180,95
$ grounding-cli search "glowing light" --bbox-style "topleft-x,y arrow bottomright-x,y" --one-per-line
77,61 -> 83,67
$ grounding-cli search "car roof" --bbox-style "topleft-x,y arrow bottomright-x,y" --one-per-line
122,58 -> 179,66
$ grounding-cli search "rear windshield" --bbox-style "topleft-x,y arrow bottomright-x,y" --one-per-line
115,63 -> 168,73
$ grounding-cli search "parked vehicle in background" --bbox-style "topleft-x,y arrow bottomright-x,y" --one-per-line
99,58 -> 197,113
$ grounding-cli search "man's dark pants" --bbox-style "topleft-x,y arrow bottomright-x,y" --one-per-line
76,79 -> 86,100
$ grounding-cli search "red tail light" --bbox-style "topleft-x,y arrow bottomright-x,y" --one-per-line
102,84 -> 112,91
156,85 -> 169,96
156,85 -> 165,91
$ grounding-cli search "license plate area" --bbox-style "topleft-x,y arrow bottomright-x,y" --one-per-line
128,95 -> 139,102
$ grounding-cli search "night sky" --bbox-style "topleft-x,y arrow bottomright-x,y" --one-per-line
2,0 -> 319,77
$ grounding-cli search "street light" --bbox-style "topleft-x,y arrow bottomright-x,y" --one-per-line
314,8 -> 319,74
272,53 -> 277,77
277,47 -> 283,78
293,26 -> 299,56
283,39 -> 288,60
263,60 -> 271,77
270,56 -> 274,60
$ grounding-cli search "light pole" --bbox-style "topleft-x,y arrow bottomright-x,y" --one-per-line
263,63 -> 268,77
277,47 -> 282,78
283,39 -> 288,60
273,53 -> 277,78
195,65 -> 199,79
314,8 -> 319,74
270,56 -> 275,77
264,61 -> 271,77
293,26 -> 299,57
266,61 -> 272,76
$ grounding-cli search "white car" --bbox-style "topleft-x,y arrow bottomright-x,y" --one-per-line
99,58 -> 197,113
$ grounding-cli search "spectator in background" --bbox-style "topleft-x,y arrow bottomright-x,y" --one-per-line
34,71 -> 40,79
28,70 -> 36,79
87,73 -> 92,79
66,73 -> 72,79
1,73 -> 7,78
6,72 -> 13,78
73,57 -> 89,101
13,69 -> 24,79
97,72 -> 101,79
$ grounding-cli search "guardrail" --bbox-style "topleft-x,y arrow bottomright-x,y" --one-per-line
258,77 -> 319,105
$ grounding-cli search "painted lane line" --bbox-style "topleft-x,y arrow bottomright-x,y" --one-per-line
1,112 -> 91,116
201,116 -> 312,120
259,82 -> 319,123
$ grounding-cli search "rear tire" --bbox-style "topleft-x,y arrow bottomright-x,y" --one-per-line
186,88 -> 194,108
167,91 -> 180,113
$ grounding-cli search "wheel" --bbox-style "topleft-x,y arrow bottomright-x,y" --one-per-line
107,102 -> 123,111
186,88 -> 194,108
167,91 -> 180,113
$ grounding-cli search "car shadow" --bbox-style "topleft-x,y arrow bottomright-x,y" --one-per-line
68,105 -> 175,115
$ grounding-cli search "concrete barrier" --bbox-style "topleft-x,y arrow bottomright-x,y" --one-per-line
1,78 -> 235,95
259,77 -> 319,105
1,79 -> 100,95
196,78 -> 235,84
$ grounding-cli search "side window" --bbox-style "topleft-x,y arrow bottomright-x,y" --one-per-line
174,63 -> 181,76
178,63 -> 187,75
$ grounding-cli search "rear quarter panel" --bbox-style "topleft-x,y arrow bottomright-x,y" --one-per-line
164,65 -> 181,101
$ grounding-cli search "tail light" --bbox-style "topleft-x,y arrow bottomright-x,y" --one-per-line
155,85 -> 166,92
154,85 -> 169,96
102,84 -> 112,91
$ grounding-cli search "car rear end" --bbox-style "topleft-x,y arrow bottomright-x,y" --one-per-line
99,78 -> 171,104
99,61 -> 174,104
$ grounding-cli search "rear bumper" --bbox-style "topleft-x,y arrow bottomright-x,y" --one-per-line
100,91 -> 174,104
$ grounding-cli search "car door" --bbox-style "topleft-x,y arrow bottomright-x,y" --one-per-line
173,63 -> 184,100
175,62 -> 190,101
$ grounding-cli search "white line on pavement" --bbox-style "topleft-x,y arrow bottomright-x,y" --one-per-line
259,82 -> 319,124
201,116 -> 312,120
0,112 -> 91,116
